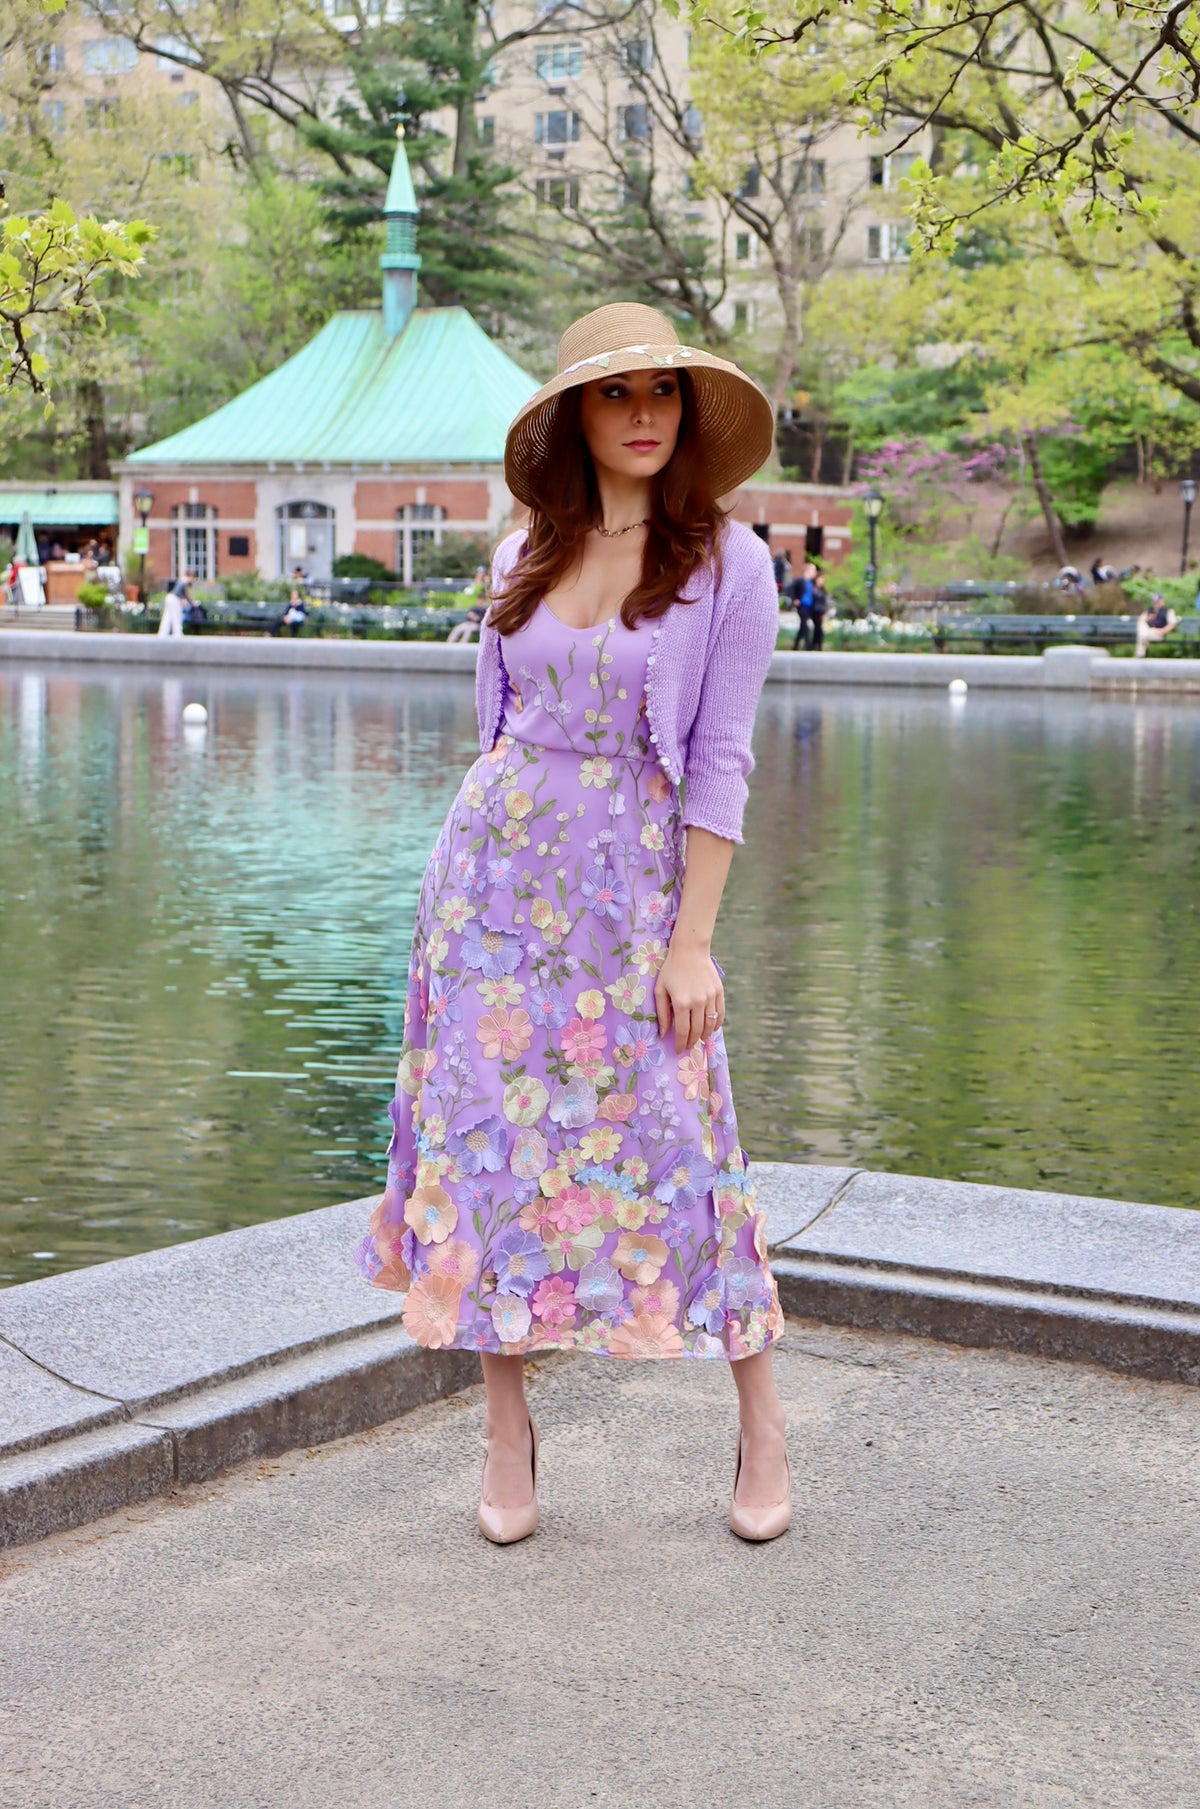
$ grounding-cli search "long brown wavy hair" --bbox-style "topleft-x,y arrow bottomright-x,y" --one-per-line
487,369 -> 726,636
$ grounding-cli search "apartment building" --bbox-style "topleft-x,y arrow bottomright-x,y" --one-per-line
478,1 -> 925,343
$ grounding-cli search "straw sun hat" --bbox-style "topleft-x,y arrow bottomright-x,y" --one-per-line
504,301 -> 775,505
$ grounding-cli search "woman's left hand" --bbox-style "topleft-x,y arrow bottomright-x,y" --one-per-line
654,943 -> 724,1053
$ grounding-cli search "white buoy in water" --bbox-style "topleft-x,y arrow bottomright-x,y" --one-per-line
948,678 -> 968,697
182,701 -> 208,725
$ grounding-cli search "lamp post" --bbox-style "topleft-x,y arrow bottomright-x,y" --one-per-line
863,486 -> 884,612
132,488 -> 154,605
1180,477 -> 1197,578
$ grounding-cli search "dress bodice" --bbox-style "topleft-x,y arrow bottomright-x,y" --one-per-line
500,601 -> 657,758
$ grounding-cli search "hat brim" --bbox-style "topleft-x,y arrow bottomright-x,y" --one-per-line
504,343 -> 775,506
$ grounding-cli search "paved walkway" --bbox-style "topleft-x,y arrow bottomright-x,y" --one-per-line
3,1320 -> 1198,1808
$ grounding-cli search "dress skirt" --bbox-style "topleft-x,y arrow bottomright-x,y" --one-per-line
355,602 -> 783,1359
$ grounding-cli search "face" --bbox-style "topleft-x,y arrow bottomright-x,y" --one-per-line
578,368 -> 683,482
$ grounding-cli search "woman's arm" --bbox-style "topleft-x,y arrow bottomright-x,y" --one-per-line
655,827 -> 734,1052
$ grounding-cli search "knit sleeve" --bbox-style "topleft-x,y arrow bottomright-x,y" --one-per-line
680,531 -> 779,845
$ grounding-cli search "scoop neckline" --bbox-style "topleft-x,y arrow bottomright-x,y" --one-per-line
538,598 -> 622,633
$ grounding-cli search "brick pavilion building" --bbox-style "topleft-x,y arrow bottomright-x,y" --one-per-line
116,130 -> 852,585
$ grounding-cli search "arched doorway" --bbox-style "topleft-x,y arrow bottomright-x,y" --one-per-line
276,501 -> 335,581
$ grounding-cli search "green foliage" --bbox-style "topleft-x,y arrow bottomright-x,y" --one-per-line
333,552 -> 397,580
412,532 -> 490,579
75,578 -> 110,607
1036,437 -> 1112,533
0,200 -> 152,395
834,362 -> 992,451
221,573 -> 291,603
1122,573 -> 1199,614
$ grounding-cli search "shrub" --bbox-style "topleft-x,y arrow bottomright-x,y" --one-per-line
333,552 -> 397,581
76,580 -> 111,608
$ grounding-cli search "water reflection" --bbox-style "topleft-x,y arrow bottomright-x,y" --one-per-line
2,664 -> 1198,1285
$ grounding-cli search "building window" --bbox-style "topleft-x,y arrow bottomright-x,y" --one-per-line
397,502 -> 445,584
478,114 -> 495,147
228,534 -> 250,557
536,41 -> 582,80
733,300 -> 754,330
682,103 -> 703,142
40,99 -> 67,133
170,503 -> 217,582
158,151 -> 197,180
866,222 -> 910,262
84,96 -> 122,127
798,223 -> 824,262
81,37 -> 137,74
156,34 -> 199,68
617,104 -> 650,143
620,166 -> 650,209
621,37 -> 652,71
36,42 -> 67,72
734,231 -> 751,262
796,157 -> 825,193
870,150 -> 920,191
175,90 -> 199,105
535,109 -> 580,146
536,175 -> 580,208
737,164 -> 760,199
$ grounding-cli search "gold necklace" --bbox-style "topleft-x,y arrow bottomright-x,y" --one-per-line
595,518 -> 650,539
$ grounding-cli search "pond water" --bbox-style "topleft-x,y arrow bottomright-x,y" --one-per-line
2,662 -> 1199,1287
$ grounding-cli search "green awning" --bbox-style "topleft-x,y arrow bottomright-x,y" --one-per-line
0,490 -> 120,527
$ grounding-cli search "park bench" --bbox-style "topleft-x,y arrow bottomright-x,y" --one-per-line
931,613 -> 1200,655
134,600 -> 476,639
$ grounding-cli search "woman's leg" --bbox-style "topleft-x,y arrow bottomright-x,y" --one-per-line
480,1353 -> 535,1507
730,1348 -> 789,1507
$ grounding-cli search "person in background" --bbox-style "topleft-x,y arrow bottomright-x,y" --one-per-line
809,566 -> 829,651
157,570 -> 193,638
447,599 -> 487,643
1135,593 -> 1177,658
773,548 -> 793,593
270,589 -> 307,637
788,560 -> 817,650
1090,556 -> 1116,586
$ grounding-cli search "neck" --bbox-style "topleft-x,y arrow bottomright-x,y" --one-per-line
593,467 -> 653,532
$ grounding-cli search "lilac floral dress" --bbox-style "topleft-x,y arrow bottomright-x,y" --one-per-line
355,599 -> 783,1360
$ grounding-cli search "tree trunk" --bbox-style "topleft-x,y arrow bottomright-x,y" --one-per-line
1023,431 -> 1068,567
764,272 -> 802,479
808,418 -> 824,484
452,0 -> 479,178
840,424 -> 855,488
79,377 -> 110,479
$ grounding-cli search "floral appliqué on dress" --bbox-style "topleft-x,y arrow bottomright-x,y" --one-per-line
356,601 -> 784,1359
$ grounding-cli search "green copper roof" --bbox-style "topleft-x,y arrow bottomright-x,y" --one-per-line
127,307 -> 538,467
384,130 -> 418,216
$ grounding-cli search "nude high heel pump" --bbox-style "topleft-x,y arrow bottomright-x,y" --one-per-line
477,1415 -> 539,1545
729,1431 -> 792,1543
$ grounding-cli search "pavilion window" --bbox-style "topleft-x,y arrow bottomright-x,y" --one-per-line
397,502 -> 445,584
170,502 -> 217,581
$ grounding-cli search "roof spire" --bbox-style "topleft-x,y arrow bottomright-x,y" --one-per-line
381,122 -> 421,339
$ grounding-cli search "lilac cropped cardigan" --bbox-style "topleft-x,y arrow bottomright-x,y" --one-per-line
475,518 -> 778,845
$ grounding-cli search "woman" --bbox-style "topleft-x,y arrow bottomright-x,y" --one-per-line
356,302 -> 790,1544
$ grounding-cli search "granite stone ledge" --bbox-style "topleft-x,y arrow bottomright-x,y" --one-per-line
137,1324 -> 479,1489
0,630 -> 481,675
772,1255 -> 1200,1386
0,1339 -> 125,1458
780,1168 -> 1200,1313
0,1421 -> 174,1549
1092,658 -> 1200,693
752,1162 -> 860,1250
0,1194 -> 397,1413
